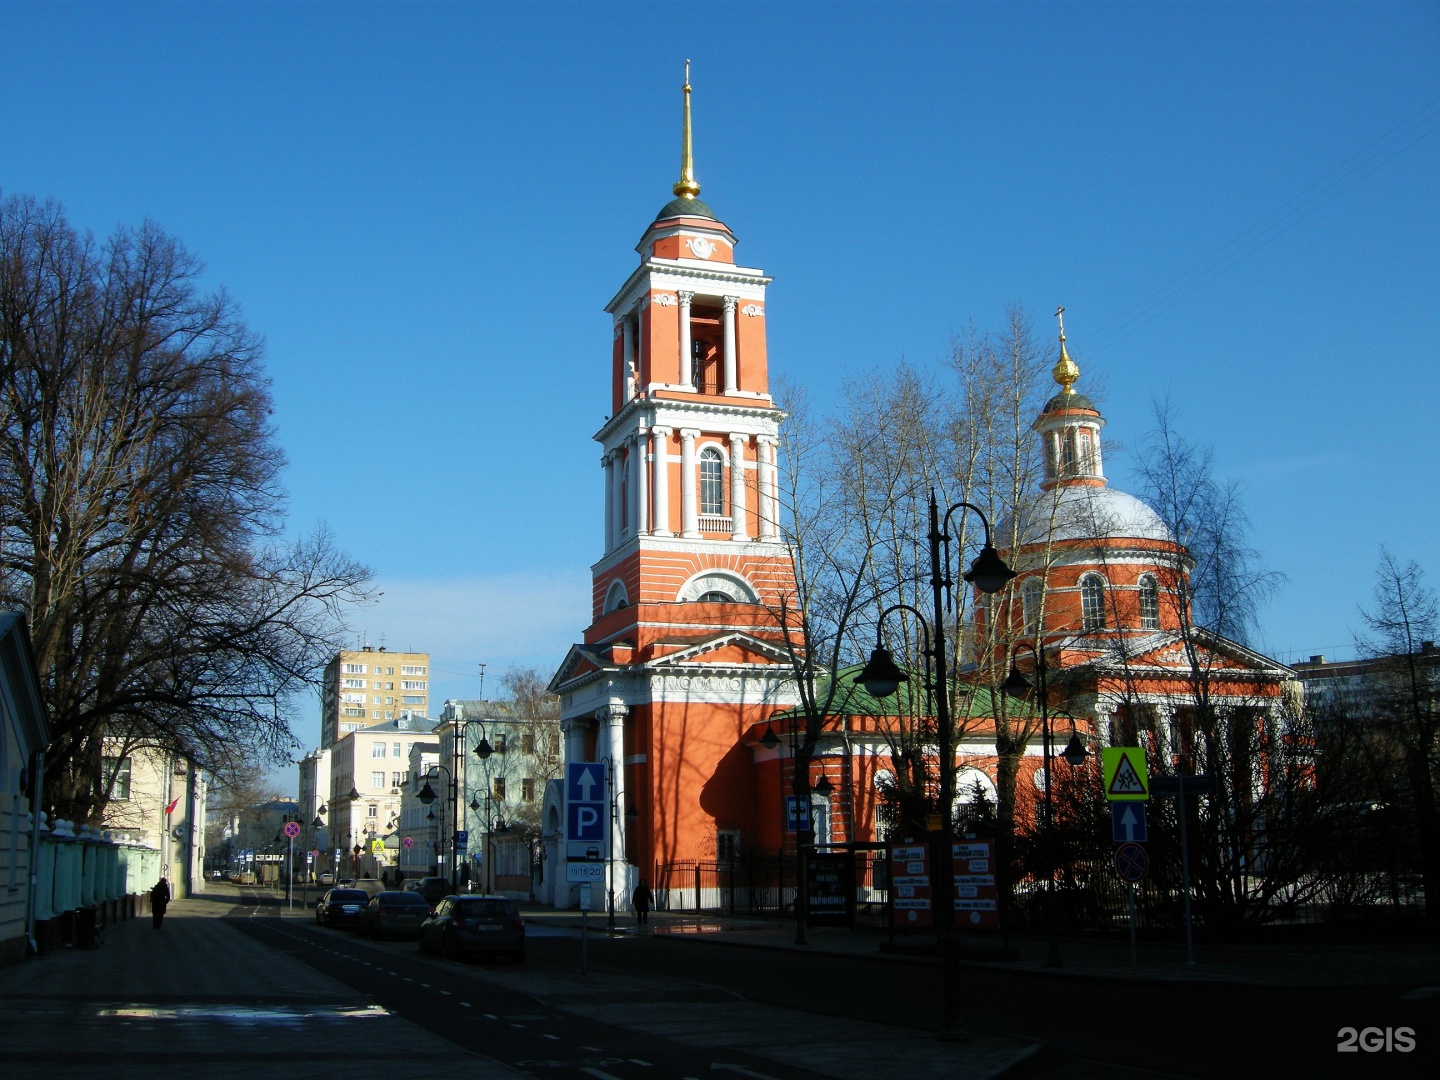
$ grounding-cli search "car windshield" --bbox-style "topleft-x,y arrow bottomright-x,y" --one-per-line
454,899 -> 517,916
329,890 -> 368,902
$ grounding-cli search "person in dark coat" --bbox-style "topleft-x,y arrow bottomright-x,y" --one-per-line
631,878 -> 653,925
150,877 -> 171,929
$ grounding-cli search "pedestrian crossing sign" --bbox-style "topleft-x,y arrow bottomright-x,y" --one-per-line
1102,747 -> 1149,801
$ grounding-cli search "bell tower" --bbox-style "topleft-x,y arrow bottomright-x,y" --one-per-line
591,63 -> 792,626
548,67 -> 801,909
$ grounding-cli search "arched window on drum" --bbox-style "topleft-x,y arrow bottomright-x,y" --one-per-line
1080,573 -> 1107,632
1138,573 -> 1161,631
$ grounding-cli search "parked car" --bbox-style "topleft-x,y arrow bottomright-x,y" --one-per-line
315,888 -> 370,928
352,878 -> 386,898
407,876 -> 453,905
356,891 -> 431,940
318,872 -> 335,886
418,895 -> 524,962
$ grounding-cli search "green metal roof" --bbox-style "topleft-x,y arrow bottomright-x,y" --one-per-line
769,663 -> 1026,722
654,195 -> 718,222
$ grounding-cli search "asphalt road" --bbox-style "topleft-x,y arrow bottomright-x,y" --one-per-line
228,890 -> 1438,1080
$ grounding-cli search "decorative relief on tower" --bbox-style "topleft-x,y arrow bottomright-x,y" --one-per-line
685,237 -> 715,259
653,294 -> 677,307
741,304 -> 763,317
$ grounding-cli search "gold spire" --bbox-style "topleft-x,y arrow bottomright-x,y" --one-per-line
673,59 -> 701,199
1052,305 -> 1080,392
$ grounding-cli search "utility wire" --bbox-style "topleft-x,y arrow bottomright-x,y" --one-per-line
1087,95 -> 1440,357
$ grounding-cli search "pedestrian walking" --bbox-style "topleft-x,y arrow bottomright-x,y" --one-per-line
150,877 -> 171,930
631,878 -> 653,925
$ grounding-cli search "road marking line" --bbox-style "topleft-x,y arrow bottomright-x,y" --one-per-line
583,1046 -> 604,1051
460,1002 -> 472,1008
542,1034 -> 560,1041
579,1070 -> 625,1080
484,1013 -> 498,1020
630,1059 -> 652,1066
438,990 -> 451,996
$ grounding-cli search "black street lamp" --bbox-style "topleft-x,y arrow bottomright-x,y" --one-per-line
417,764 -> 456,884
1002,641 -> 1065,967
855,492 -> 1014,1041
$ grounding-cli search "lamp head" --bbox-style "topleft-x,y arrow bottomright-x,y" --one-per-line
1002,665 -> 1032,696
812,774 -> 835,797
474,737 -> 493,760
417,781 -> 437,806
963,544 -> 1017,595
856,645 -> 906,698
311,816 -> 323,829
760,724 -> 779,750
346,786 -> 361,801
1062,732 -> 1089,767
469,797 -> 481,812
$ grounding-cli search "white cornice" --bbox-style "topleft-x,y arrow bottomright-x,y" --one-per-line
590,534 -> 792,575
605,259 -> 771,316
594,396 -> 784,446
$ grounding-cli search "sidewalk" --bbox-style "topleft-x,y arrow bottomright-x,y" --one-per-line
520,903 -> 1440,990
0,889 -> 519,1080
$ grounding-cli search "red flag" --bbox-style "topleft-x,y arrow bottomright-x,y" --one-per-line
164,796 -> 180,814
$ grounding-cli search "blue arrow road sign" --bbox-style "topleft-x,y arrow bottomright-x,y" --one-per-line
567,762 -> 603,803
1111,802 -> 1148,844
565,762 -> 608,845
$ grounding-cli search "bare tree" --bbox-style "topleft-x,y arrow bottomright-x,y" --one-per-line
1357,550 -> 1438,924
0,194 -> 372,822
498,665 -> 563,838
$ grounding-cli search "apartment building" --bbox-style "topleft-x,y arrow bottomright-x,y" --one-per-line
327,713 -> 438,876
321,646 -> 431,750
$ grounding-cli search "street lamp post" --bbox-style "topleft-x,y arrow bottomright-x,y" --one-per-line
1002,640 -> 1064,967
856,492 -> 1015,1041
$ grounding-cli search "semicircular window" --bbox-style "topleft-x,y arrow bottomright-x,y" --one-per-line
677,570 -> 758,604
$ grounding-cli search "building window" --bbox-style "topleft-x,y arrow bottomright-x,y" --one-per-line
367,803 -> 378,818
521,733 -> 535,755
342,678 -> 364,689
343,663 -> 365,674
717,830 -> 740,861
386,666 -> 394,675
402,665 -> 427,676
1080,574 -> 1107,631
392,742 -> 401,758
372,743 -> 386,758
392,772 -> 403,788
343,707 -> 365,718
1139,574 -> 1161,630
522,778 -> 535,802
370,771 -> 385,789
403,695 -> 424,704
373,666 -> 383,674
402,680 -> 427,690
493,777 -> 506,800
101,756 -> 132,801
1020,579 -> 1044,635
699,447 -> 724,515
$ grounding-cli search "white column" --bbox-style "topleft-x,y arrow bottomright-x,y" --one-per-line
614,448 -> 628,542
650,426 -> 672,536
757,435 -> 779,540
729,432 -> 749,541
622,319 -> 636,399
602,452 -> 616,551
722,295 -> 738,394
634,429 -> 649,535
678,291 -> 694,387
561,716 -> 587,771
598,704 -> 628,907
680,428 -> 700,538
630,433 -> 646,535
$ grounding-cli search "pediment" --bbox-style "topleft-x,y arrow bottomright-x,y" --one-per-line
646,630 -> 795,669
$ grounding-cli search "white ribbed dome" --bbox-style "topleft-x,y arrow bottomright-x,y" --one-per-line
1005,485 -> 1174,547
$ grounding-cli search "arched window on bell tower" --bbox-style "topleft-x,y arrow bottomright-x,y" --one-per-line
699,447 -> 724,516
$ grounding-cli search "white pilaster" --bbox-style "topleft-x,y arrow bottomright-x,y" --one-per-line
757,435 -> 779,540
680,428 -> 701,538
678,291 -> 694,388
651,426 -> 672,536
635,430 -> 649,535
729,432 -> 749,541
602,452 -> 616,551
598,704 -> 628,908
722,295 -> 738,394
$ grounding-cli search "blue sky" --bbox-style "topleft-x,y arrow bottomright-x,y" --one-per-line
3,2 -> 1437,765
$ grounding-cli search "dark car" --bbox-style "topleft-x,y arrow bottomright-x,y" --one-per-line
407,876 -> 453,905
356,891 -> 431,940
315,888 -> 370,928
418,895 -> 524,962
